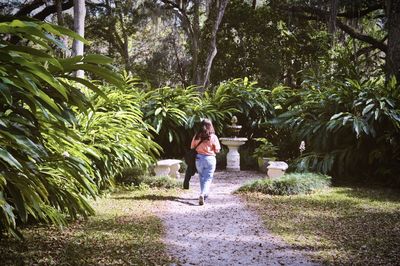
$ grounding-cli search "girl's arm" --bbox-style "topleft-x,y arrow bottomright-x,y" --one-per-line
213,135 -> 221,153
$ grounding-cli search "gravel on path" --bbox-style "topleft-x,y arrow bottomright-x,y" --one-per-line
157,171 -> 318,266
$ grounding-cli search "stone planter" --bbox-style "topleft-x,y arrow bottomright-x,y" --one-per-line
257,157 -> 276,173
267,161 -> 288,179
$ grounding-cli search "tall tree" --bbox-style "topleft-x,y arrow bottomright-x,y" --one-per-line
202,0 -> 229,88
385,0 -> 400,81
55,0 -> 70,57
285,0 -> 400,81
192,0 -> 201,84
157,0 -> 229,89
252,0 -> 257,9
72,0 -> 86,78
212,0 -> 330,87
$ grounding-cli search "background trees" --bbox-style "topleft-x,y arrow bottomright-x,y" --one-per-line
3,0 -> 399,85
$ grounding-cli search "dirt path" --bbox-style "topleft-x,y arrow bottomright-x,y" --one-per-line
158,171 -> 317,266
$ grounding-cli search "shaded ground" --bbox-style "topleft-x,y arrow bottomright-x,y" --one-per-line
2,171 -> 395,265
242,186 -> 400,265
158,171 -> 317,265
0,189 -> 178,266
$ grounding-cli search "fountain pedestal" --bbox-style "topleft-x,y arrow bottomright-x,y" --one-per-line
220,137 -> 248,171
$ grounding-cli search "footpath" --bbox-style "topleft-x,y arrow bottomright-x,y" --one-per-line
158,171 -> 317,265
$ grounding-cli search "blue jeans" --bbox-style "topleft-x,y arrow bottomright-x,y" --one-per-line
195,154 -> 216,196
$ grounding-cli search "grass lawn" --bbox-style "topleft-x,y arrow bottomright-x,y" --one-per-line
0,188 -> 180,265
241,187 -> 400,265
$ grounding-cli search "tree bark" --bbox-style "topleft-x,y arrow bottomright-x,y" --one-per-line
15,0 -> 46,17
328,0 -> 339,35
385,0 -> 400,82
55,0 -> 64,26
252,0 -> 257,10
172,32 -> 187,87
72,0 -> 86,78
115,0 -> 130,72
158,0 -> 198,84
55,0 -> 69,57
158,0 -> 228,89
191,0 -> 201,85
290,5 -> 387,52
202,0 -> 229,89
33,0 -> 74,21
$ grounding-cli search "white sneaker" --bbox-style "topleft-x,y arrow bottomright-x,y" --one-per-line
199,195 -> 204,205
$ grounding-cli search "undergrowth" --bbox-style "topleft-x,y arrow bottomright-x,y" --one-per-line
237,173 -> 331,195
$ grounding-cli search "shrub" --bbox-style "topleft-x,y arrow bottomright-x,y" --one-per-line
116,169 -> 182,189
0,19 -> 125,238
141,86 -> 200,157
206,78 -> 274,138
237,173 -> 331,195
115,167 -> 148,186
75,78 -> 161,189
0,20 -> 160,239
252,138 -> 278,159
140,84 -> 235,158
238,146 -> 258,170
273,77 -> 400,185
139,78 -> 274,158
141,176 -> 182,189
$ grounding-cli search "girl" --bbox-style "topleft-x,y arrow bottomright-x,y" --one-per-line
191,119 -> 221,205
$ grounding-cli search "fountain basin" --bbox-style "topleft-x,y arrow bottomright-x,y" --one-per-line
220,137 -> 248,171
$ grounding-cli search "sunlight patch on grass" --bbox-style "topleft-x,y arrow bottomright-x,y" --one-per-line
241,187 -> 400,265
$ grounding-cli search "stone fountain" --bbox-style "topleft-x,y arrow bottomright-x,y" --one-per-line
220,116 -> 248,171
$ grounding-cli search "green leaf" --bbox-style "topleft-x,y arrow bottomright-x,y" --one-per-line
0,148 -> 22,170
0,83 -> 12,105
330,112 -> 344,120
42,23 -> 88,44
362,103 -> 375,116
82,54 -> 113,64
7,183 -> 27,223
62,63 -> 122,87
65,76 -> 108,99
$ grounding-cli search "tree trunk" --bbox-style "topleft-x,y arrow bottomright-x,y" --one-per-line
55,0 -> 64,26
72,0 -> 86,78
191,0 -> 201,85
172,31 -> 187,87
201,0 -> 229,89
115,1 -> 130,72
385,0 -> 400,82
55,0 -> 69,57
252,0 -> 257,9
328,0 -> 339,35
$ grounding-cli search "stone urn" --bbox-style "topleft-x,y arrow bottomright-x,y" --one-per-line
226,116 -> 241,137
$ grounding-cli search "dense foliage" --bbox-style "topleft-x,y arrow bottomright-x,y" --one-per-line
140,78 -> 272,157
0,20 -> 159,238
138,75 -> 400,186
274,77 -> 400,184
213,0 -> 330,87
75,77 -> 161,188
